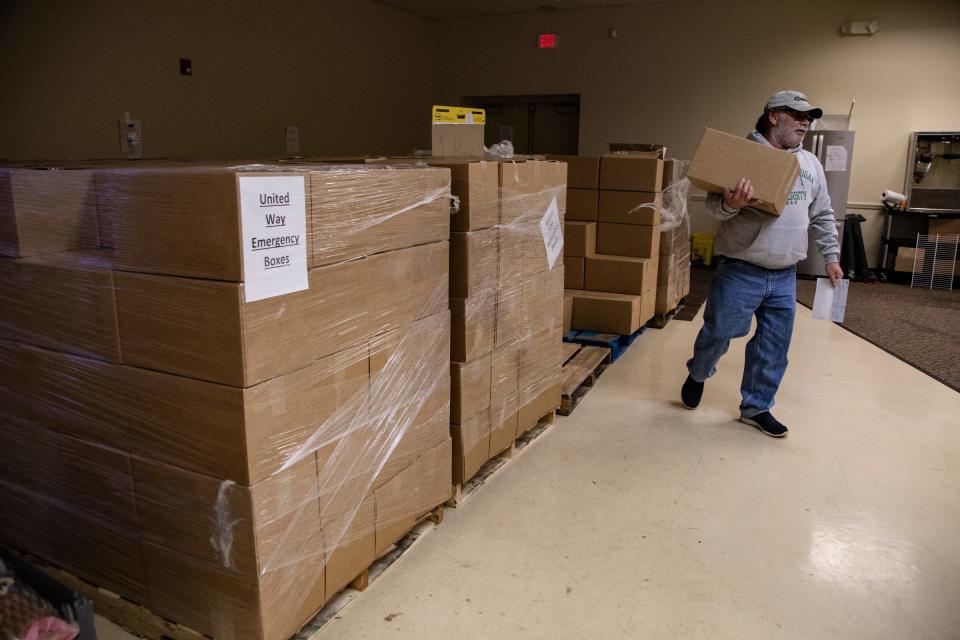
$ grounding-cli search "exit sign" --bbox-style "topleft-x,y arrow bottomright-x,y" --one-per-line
538,33 -> 558,49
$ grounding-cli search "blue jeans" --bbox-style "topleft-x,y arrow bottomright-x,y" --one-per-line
686,257 -> 797,417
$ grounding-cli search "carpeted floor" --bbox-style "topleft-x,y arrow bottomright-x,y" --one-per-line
674,268 -> 959,392
796,279 -> 960,392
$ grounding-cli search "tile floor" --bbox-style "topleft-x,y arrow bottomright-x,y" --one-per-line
99,305 -> 960,640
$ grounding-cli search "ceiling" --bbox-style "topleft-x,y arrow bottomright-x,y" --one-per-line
373,0 -> 677,20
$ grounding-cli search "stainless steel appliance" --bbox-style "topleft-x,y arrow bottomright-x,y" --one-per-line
798,130 -> 855,276
904,132 -> 960,212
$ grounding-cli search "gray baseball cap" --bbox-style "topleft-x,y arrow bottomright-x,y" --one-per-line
764,90 -> 823,119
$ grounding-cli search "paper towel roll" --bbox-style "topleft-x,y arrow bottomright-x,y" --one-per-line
882,190 -> 906,204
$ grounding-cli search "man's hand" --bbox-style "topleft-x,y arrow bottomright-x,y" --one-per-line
825,262 -> 843,286
723,178 -> 754,209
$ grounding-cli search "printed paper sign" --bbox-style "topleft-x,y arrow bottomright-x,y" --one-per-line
812,277 -> 848,322
238,174 -> 309,302
825,145 -> 848,172
540,196 -> 564,270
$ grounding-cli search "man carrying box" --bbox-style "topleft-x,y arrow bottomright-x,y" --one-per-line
681,91 -> 843,438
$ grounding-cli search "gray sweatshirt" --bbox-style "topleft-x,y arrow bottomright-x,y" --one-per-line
706,130 -> 840,270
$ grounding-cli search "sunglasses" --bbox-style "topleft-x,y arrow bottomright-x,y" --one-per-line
779,108 -> 815,122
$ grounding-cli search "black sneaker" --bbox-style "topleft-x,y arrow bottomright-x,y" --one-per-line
740,412 -> 788,438
681,376 -> 704,409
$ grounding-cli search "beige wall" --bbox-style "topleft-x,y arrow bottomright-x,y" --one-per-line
432,0 -> 960,266
0,0 -> 434,160
2,0 -> 958,264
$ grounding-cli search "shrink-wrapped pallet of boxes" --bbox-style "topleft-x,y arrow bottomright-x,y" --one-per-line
657,229 -> 692,315
655,159 -> 691,315
0,165 -> 101,257
427,160 -> 500,483
376,156 -> 566,488
496,160 -> 567,440
0,162 -> 455,640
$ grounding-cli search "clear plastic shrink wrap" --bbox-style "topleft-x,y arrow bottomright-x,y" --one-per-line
460,159 -> 567,477
0,165 -> 100,258
498,160 -> 567,434
0,161 -> 455,640
435,160 -> 501,482
373,157 -> 566,485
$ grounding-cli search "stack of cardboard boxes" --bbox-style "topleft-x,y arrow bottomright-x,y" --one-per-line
556,155 -> 664,334
303,115 -> 566,487
502,160 -> 567,439
656,225 -> 691,314
655,161 -> 691,315
438,158 -> 566,484
0,162 -> 455,640
0,166 -> 101,258
441,160 -> 502,483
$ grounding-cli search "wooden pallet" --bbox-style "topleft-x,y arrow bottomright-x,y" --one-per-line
558,345 -> 611,416
38,506 -> 447,640
38,565 -> 207,640
297,505 -> 444,639
648,296 -> 687,329
446,412 -> 556,509
563,327 -> 644,362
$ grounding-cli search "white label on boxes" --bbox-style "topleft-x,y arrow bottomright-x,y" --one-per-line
238,174 -> 309,302
540,196 -> 564,270
825,145 -> 848,172
812,277 -> 848,322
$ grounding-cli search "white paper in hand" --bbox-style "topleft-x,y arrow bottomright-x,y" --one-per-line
539,196 -> 563,270
812,278 -> 848,322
